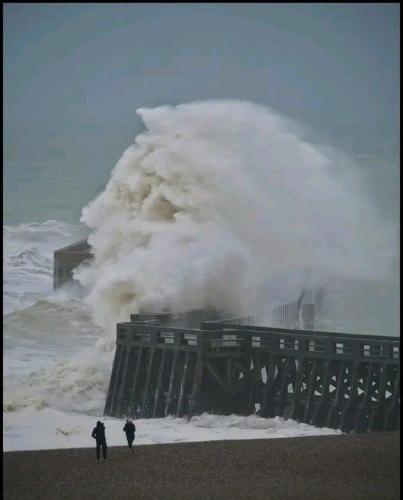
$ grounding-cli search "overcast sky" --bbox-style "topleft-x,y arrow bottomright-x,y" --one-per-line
4,3 -> 400,221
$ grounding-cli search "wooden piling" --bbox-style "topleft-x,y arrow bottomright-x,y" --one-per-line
262,353 -> 276,417
116,346 -> 132,416
353,363 -> 375,432
384,367 -> 400,431
188,354 -> 204,420
368,362 -> 389,432
165,350 -> 179,417
127,347 -> 143,417
312,359 -> 332,427
152,349 -> 167,418
303,358 -> 318,424
290,358 -> 306,421
104,343 -> 122,415
140,348 -> 155,417
177,351 -> 190,417
277,357 -> 291,416
326,361 -> 346,428
109,344 -> 127,415
340,361 -> 360,432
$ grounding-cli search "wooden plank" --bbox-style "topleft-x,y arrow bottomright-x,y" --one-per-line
262,354 -> 276,417
119,340 -> 201,352
226,357 -> 232,391
177,351 -> 191,417
272,356 -> 287,397
288,357 -> 298,393
104,343 -> 122,414
290,357 -> 307,421
340,361 -> 360,432
313,359 -> 332,426
116,346 -> 133,416
383,367 -> 400,431
202,321 -> 399,342
187,354 -> 204,420
326,361 -> 346,427
164,350 -> 179,417
303,358 -> 318,424
152,349 -> 166,418
246,353 -> 257,414
109,344 -> 126,415
290,338 -> 310,421
353,363 -> 374,432
368,363 -> 389,432
127,347 -> 143,417
333,361 -> 347,406
254,351 -> 262,384
318,359 -> 332,400
140,348 -> 156,417
277,357 -> 291,417
205,360 -> 229,392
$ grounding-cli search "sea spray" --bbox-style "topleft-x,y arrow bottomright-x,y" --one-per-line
76,100 -> 396,333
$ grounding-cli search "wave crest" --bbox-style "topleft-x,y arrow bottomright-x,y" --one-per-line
76,100 -> 396,332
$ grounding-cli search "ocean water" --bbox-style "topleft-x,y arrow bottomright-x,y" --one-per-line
3,100 -> 398,451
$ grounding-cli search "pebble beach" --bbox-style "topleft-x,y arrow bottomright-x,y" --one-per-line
4,432 -> 400,500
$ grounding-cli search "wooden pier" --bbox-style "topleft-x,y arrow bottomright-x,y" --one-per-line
104,314 -> 400,433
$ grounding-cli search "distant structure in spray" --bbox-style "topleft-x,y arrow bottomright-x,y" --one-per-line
273,289 -> 316,330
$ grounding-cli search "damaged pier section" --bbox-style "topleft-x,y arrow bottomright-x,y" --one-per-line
53,239 -> 92,288
104,313 -> 400,433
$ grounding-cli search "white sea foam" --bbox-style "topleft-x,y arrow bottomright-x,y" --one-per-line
3,410 -> 341,452
3,220 -> 88,314
3,219 -> 108,419
76,100 -> 396,332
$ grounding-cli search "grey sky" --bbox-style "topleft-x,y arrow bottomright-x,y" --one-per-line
4,3 -> 400,223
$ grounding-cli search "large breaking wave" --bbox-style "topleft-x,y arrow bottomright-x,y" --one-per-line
76,100 -> 396,332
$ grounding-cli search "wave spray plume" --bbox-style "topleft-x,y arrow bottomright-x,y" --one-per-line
76,100 -> 395,332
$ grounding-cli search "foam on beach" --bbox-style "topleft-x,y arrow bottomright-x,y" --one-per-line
3,408 -> 341,452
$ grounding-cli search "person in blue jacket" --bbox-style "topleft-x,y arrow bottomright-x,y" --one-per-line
92,421 -> 107,463
123,418 -> 136,454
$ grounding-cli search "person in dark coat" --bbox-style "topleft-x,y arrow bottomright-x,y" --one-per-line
123,418 -> 136,454
92,421 -> 107,463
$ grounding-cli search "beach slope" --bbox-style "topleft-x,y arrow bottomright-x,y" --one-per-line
4,432 -> 400,500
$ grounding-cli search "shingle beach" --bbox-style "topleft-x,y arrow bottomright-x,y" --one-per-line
4,432 -> 400,500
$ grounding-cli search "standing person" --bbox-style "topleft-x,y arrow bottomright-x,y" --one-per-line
123,418 -> 136,454
92,421 -> 107,463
